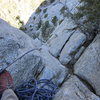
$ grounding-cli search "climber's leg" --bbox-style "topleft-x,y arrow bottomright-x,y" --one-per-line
0,70 -> 17,100
1,89 -> 18,100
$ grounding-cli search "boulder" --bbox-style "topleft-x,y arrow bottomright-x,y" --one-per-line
0,19 -> 38,68
8,47 -> 68,86
0,19 -> 43,86
37,47 -> 69,85
59,30 -> 86,65
74,34 -> 100,96
0,19 -> 68,86
47,18 -> 77,57
7,50 -> 44,87
54,76 -> 100,100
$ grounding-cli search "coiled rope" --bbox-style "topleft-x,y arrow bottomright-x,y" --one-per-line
15,78 -> 58,100
0,48 -> 58,100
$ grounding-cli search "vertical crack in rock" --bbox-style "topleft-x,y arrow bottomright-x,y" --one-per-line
58,29 -> 76,58
74,74 -> 96,95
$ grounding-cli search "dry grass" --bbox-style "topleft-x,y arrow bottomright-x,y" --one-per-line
0,0 -> 45,28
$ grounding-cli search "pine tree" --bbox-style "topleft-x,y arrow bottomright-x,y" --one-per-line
75,0 -> 100,36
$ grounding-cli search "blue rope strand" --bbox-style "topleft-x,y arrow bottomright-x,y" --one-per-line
15,78 -> 58,100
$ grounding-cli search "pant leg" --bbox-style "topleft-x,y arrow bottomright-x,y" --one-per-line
1,89 -> 18,100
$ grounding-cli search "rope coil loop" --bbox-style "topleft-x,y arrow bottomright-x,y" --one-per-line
15,78 -> 58,100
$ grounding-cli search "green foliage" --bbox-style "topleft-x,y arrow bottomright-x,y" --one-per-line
40,1 -> 48,6
43,8 -> 47,13
50,0 -> 55,3
33,16 -> 36,20
36,7 -> 41,14
41,21 -> 53,41
37,20 -> 42,30
16,16 -> 24,27
75,0 -> 100,34
60,7 -> 67,14
60,6 -> 68,17
20,27 -> 27,31
44,14 -> 48,18
52,16 -> 58,26
41,21 -> 50,33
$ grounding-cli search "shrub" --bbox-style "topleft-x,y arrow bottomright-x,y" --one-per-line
37,20 -> 42,30
33,16 -> 36,20
16,16 -> 24,27
40,1 -> 48,6
44,14 -> 48,18
52,16 -> 58,26
41,21 -> 53,41
74,0 -> 100,35
50,0 -> 55,3
36,7 -> 41,14
60,7 -> 67,14
41,21 -> 50,33
43,8 -> 47,13
20,27 -> 27,31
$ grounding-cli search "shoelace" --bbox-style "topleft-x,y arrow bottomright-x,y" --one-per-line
15,78 -> 58,100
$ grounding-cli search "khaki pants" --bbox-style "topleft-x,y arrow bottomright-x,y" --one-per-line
1,89 -> 18,100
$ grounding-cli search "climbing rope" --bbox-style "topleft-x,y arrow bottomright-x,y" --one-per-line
15,78 -> 58,100
0,48 -> 58,100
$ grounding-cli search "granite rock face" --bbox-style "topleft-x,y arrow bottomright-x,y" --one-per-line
0,19 -> 38,68
59,30 -> 86,65
0,19 -> 43,86
74,34 -> 100,96
22,0 -> 87,67
65,0 -> 80,14
22,0 -> 80,42
47,18 -> 86,65
0,0 -> 100,99
37,47 -> 68,85
54,76 -> 100,100
48,18 -> 77,57
0,19 -> 68,86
